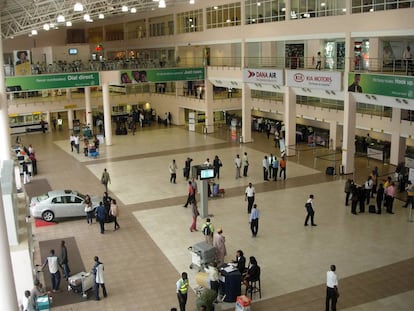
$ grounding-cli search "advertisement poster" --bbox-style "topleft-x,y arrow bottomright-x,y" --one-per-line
348,73 -> 414,99
243,68 -> 284,85
120,67 -> 205,84
14,50 -> 31,76
286,70 -> 342,91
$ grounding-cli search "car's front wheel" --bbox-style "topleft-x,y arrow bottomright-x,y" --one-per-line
42,210 -> 55,222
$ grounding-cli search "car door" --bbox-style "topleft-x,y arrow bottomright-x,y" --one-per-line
51,196 -> 67,217
67,195 -> 84,217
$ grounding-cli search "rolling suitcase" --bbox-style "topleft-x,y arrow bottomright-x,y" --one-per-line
369,205 -> 376,213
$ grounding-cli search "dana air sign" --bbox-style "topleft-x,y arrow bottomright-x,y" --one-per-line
243,68 -> 284,85
286,70 -> 342,91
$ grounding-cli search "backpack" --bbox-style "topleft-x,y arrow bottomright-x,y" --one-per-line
203,224 -> 211,236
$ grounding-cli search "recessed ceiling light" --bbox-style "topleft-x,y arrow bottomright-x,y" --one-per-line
73,2 -> 83,12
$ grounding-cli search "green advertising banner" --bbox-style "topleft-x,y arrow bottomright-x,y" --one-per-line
120,67 -> 205,84
348,73 -> 414,99
6,72 -> 100,91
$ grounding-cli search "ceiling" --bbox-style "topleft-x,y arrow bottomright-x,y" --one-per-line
0,0 -> 190,39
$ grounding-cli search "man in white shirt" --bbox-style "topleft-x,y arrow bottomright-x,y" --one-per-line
304,194 -> 317,226
41,249 -> 61,292
245,183 -> 255,214
364,176 -> 374,205
234,154 -> 241,179
242,152 -> 249,177
262,155 -> 269,181
326,264 -> 339,311
249,204 -> 260,237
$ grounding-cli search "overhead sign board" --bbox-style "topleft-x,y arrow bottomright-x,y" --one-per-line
286,70 -> 342,91
120,67 -> 205,84
243,68 -> 284,85
6,72 -> 100,91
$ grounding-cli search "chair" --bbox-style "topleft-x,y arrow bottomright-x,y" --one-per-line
245,266 -> 261,299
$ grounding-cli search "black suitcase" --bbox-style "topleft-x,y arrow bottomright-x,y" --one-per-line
369,205 -> 376,213
326,167 -> 335,175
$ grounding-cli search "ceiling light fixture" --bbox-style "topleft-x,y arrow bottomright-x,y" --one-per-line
31,30 -> 38,35
73,2 -> 84,12
131,8 -> 137,13
66,21 -> 72,26
99,14 -> 105,19
189,0 -> 195,4
83,14 -> 90,21
122,5 -> 128,12
57,15 -> 65,23
159,0 -> 166,8
43,24 -> 50,31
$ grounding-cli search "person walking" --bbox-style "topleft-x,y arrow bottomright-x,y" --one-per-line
245,182 -> 255,214
242,152 -> 249,177
325,264 -> 339,311
189,200 -> 199,232
84,194 -> 94,224
183,181 -> 195,208
95,202 -> 107,234
304,194 -> 317,226
109,199 -> 120,230
74,134 -> 80,153
40,249 -> 61,292
376,183 -> 384,214
279,156 -> 287,180
384,182 -> 396,214
184,157 -> 193,180
213,155 -> 222,179
403,181 -> 414,208
262,155 -> 269,181
364,176 -> 373,205
201,218 -> 214,244
234,154 -> 242,179
249,204 -> 260,237
169,159 -> 178,184
92,256 -> 107,301
272,156 -> 279,181
101,168 -> 111,192
176,272 -> 189,311
344,179 -> 353,206
60,240 -> 70,280
316,51 -> 322,70
213,228 -> 227,266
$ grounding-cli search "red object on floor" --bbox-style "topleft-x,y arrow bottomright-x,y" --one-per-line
34,219 -> 57,227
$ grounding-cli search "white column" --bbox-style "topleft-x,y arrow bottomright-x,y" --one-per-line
204,79 -> 214,133
0,174 -> 18,309
66,88 -> 72,100
241,83 -> 252,143
67,109 -> 74,131
84,87 -> 93,128
284,87 -> 296,156
341,31 -> 355,174
102,83 -> 113,146
329,121 -> 338,151
0,31 -> 11,161
45,111 -> 51,130
390,108 -> 405,165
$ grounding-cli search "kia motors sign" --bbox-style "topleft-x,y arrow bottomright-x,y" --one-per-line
243,68 -> 284,85
286,70 -> 342,91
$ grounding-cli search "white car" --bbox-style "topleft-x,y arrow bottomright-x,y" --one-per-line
30,190 -> 100,222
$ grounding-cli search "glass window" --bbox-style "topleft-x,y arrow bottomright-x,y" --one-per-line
126,20 -> 146,39
352,0 -> 413,13
177,9 -> 203,33
207,2 -> 241,29
245,0 -> 286,23
105,23 -> 124,41
88,27 -> 103,44
149,15 -> 173,37
291,0 -> 346,19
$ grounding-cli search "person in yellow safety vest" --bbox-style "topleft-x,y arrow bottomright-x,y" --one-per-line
176,272 -> 189,311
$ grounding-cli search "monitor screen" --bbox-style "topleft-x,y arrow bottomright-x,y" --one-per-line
68,48 -> 78,55
200,168 -> 215,180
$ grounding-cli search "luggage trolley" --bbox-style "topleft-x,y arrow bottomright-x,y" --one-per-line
188,241 -> 216,272
68,271 -> 95,298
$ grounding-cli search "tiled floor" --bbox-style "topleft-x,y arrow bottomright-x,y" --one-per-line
24,124 -> 414,311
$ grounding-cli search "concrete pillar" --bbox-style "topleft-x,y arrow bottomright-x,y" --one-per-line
102,83 -> 113,146
0,168 -> 19,309
204,79 -> 214,133
67,109 -> 74,131
66,88 -> 72,100
390,108 -> 405,165
84,87 -> 93,128
329,121 -> 338,151
241,83 -> 252,143
45,111 -> 51,130
341,31 -> 355,174
0,32 -> 11,161
284,87 -> 296,156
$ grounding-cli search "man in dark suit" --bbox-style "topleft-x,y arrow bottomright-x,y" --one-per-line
348,73 -> 363,93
